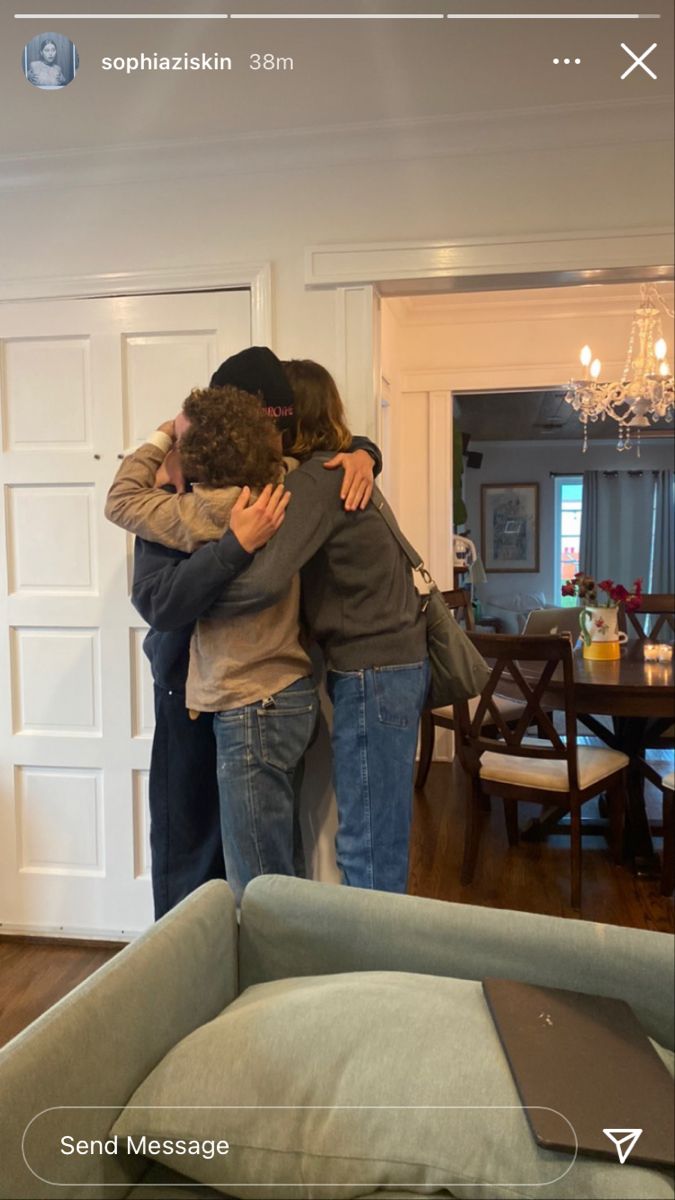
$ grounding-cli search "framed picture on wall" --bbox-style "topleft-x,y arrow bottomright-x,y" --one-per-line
481,483 -> 539,573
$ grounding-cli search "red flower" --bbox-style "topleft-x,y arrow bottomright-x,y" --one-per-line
610,584 -> 629,604
625,595 -> 642,613
598,579 -> 614,594
632,578 -> 643,594
561,583 -> 575,596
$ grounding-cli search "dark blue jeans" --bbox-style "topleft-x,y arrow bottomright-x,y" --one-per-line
213,677 -> 320,903
327,659 -> 430,893
149,685 -> 225,920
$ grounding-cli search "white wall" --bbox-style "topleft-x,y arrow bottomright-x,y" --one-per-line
0,110 -> 672,830
1,138 -> 672,424
463,439 -> 674,603
0,126 -> 670,559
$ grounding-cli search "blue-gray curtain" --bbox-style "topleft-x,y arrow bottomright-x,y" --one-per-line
579,470 -> 654,589
651,470 -> 675,594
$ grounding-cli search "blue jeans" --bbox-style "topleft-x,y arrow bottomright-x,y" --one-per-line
327,659 -> 430,893
213,677 -> 319,903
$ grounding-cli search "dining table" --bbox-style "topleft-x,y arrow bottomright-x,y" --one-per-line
496,640 -> 674,874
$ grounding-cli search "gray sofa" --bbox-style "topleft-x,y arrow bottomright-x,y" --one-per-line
0,876 -> 673,1200
478,591 -> 553,634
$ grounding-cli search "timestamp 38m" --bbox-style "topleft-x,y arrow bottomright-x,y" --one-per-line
249,53 -> 294,71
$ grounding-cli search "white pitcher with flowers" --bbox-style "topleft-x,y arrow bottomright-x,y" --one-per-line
561,573 -> 642,660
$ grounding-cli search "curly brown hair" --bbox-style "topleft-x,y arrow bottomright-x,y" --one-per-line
283,359 -> 352,458
178,386 -> 282,489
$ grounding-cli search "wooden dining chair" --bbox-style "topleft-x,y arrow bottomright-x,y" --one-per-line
619,593 -> 675,643
454,633 -> 629,911
415,589 -> 524,789
621,594 -> 675,766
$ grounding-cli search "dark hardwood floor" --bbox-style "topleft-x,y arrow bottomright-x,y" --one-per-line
1,755 -> 672,1048
409,759 -> 674,933
0,940 -> 120,1049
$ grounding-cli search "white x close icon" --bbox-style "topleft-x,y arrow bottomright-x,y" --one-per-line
620,42 -> 658,80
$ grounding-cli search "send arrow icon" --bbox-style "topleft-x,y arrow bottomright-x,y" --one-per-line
603,1129 -> 643,1164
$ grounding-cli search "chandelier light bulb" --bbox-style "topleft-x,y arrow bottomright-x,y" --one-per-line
566,287 -> 674,454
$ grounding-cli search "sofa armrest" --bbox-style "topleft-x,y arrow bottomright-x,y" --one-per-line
0,880 -> 237,1200
239,876 -> 674,1049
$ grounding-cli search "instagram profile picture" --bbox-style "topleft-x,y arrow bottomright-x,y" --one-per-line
22,32 -> 79,89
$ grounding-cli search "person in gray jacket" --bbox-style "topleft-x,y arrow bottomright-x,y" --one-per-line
133,359 -> 428,895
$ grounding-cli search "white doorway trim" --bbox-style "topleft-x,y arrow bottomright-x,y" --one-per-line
306,228 -> 673,290
321,228 -> 673,690
0,262 -> 273,346
320,227 -> 674,433
319,234 -> 673,761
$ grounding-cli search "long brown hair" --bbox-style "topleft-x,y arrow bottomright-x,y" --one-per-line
283,359 -> 352,458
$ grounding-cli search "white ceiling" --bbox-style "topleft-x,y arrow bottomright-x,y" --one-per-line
2,0 -> 673,160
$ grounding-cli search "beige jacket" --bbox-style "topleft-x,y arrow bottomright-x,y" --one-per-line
105,436 -> 311,711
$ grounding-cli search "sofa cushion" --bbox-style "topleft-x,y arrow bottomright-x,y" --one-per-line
112,971 -> 673,1200
237,878 -> 674,1050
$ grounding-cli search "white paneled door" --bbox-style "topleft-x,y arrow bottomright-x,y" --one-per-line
0,289 -> 251,936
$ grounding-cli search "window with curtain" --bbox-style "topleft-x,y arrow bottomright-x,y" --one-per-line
579,469 -> 674,593
555,476 -> 583,605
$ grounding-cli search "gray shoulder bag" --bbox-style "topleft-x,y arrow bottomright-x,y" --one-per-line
373,489 -> 491,708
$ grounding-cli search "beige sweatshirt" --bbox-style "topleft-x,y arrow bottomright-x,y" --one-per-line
105,435 -> 311,712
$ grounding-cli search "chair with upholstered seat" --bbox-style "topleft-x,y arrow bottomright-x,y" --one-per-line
415,589 -> 524,789
454,633 -> 629,911
621,595 -> 675,797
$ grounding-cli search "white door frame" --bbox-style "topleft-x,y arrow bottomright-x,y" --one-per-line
0,261 -> 273,346
309,227 -> 674,429
314,229 -> 673,770
311,226 -> 674,571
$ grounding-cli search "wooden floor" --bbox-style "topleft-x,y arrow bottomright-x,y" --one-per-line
409,759 -> 675,933
1,756 -> 672,1049
0,940 -> 120,1049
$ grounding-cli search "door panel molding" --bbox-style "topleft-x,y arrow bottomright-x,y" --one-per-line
0,262 -> 272,346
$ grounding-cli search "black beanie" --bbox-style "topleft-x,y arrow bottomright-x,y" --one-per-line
209,346 -> 295,437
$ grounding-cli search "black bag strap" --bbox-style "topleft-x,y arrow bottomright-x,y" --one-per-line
372,486 -> 435,588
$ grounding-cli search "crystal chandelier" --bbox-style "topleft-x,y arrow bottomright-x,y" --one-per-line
565,284 -> 674,453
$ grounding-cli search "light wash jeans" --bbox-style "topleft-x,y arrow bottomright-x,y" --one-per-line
213,677 -> 319,903
327,659 -> 430,893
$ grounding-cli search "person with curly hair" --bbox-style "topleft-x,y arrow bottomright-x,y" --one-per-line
106,384 -> 316,904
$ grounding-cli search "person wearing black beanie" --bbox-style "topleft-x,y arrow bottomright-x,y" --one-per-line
210,347 -> 297,447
